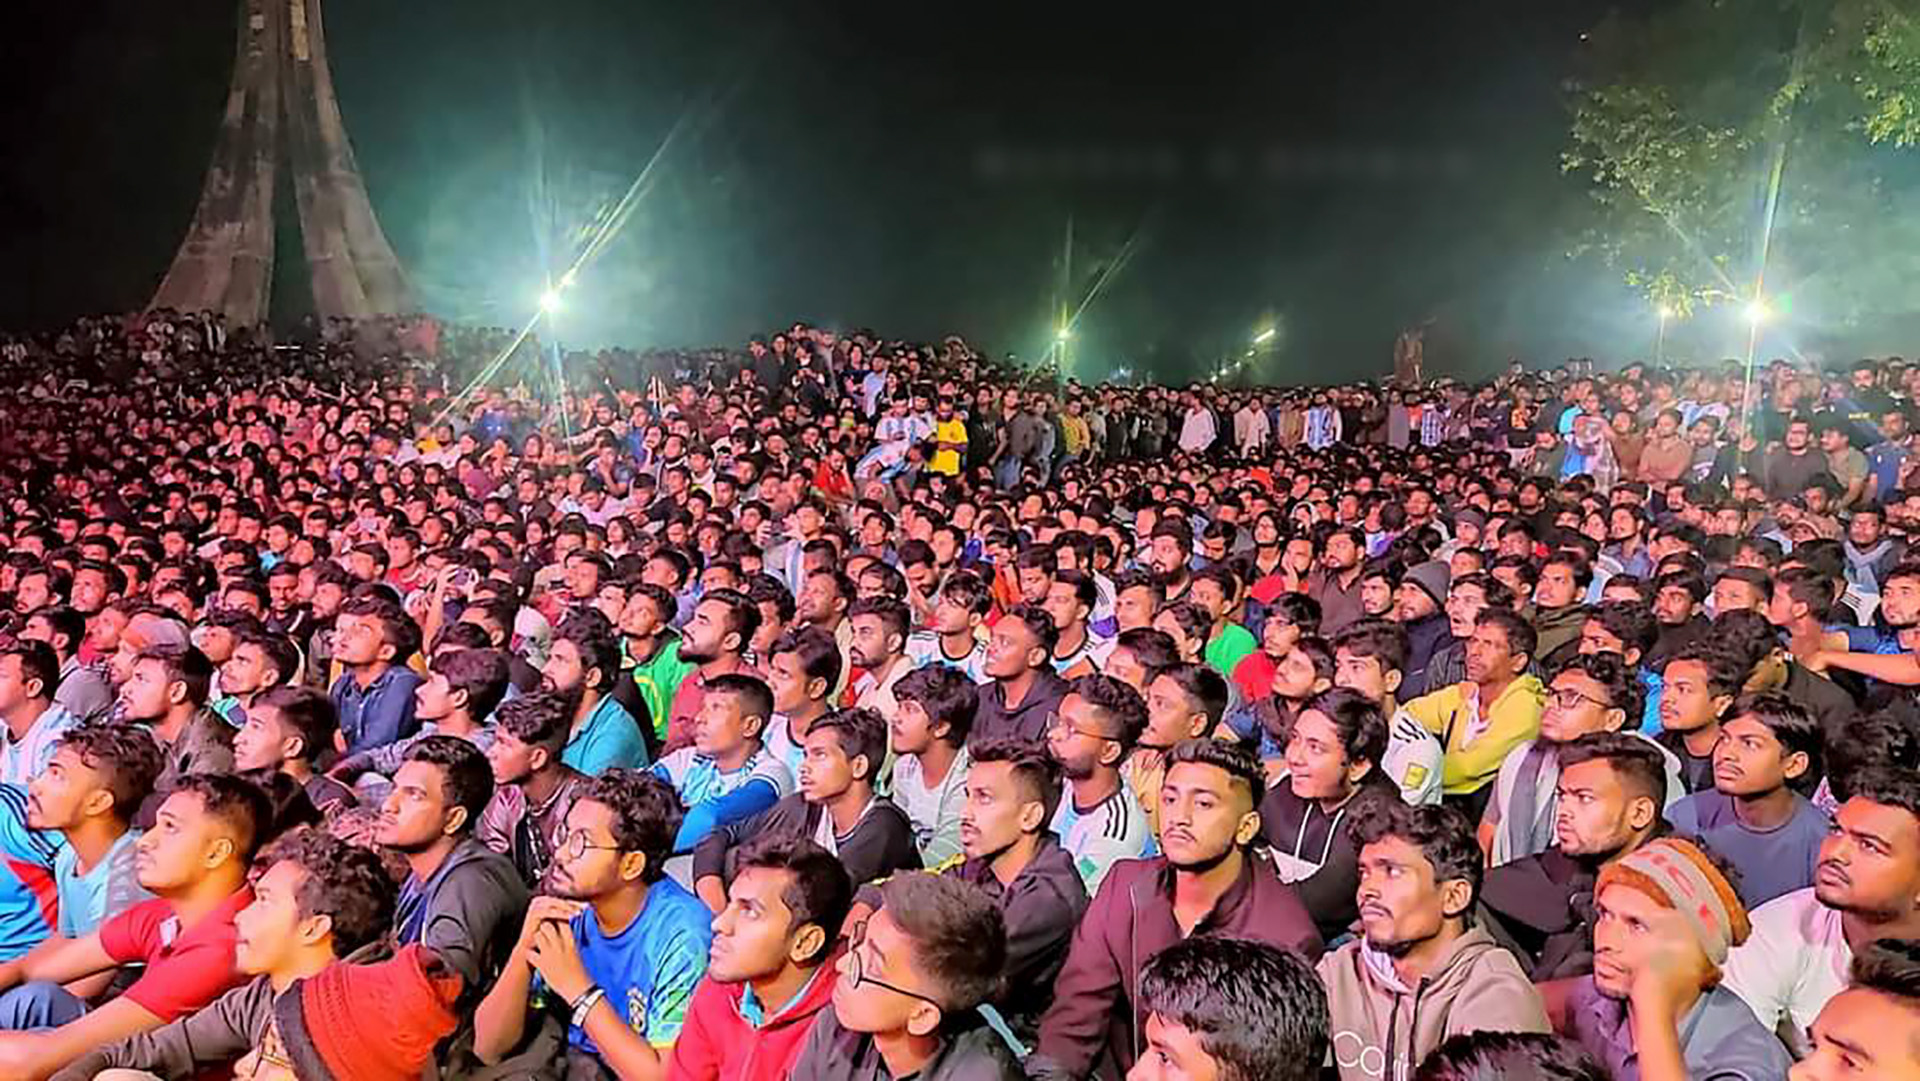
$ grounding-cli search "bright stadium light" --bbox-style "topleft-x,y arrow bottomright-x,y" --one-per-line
539,289 -> 563,314
1744,299 -> 1771,325
1657,304 -> 1674,321
1253,327 -> 1276,345
1056,326 -> 1072,342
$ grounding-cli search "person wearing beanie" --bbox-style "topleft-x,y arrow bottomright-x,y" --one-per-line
264,943 -> 461,1081
1559,837 -> 1791,1081
671,837 -> 853,1081
49,831 -> 400,1081
1394,559 -> 1452,699
475,768 -> 712,1079
0,774 -> 266,1080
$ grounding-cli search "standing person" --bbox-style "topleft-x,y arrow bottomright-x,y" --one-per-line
1029,740 -> 1323,1081
1130,936 -> 1329,1081
790,872 -> 1023,1081
1319,803 -> 1548,1081
887,666 -> 974,867
671,837 -> 853,1081
379,736 -> 530,1006
1563,837 -> 1791,1081
475,769 -> 711,1079
480,690 -> 591,890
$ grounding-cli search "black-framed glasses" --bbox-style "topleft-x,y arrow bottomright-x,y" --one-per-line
560,830 -> 624,861
1548,687 -> 1611,711
845,920 -> 945,1010
1045,711 -> 1118,744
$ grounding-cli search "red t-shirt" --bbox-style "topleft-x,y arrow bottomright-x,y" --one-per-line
99,889 -> 253,1023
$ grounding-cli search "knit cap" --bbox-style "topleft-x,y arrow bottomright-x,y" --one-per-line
273,944 -> 462,1081
1595,837 -> 1750,965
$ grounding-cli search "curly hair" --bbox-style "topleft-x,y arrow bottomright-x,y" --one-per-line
281,829 -> 401,957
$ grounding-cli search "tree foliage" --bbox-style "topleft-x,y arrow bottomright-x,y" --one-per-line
1563,0 -> 1920,338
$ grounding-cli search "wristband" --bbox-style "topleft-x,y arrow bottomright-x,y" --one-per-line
570,986 -> 606,1028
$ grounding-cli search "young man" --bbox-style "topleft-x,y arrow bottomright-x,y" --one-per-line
0,642 -> 76,788
1564,836 -> 1791,1081
331,646 -> 511,797
1232,635 -> 1334,781
903,571 -> 992,684
791,871 -> 1022,1081
1130,662 -> 1228,838
974,605 -> 1071,745
1333,620 -> 1445,807
1668,691 -> 1828,908
117,645 -> 236,824
1655,642 -> 1743,794
672,837 -> 854,1081
1319,802 -> 1548,1081
328,595 -> 425,755
664,588 -> 760,754
1479,653 -> 1674,867
1030,739 -> 1323,1081
1043,570 -> 1112,679
48,830 -> 400,1080
0,775 -> 267,1079
1480,733 -> 1673,982
652,672 -> 795,853
888,665 -> 974,866
26,725 -> 161,942
546,610 -> 650,774
759,628 -> 842,782
618,583 -> 696,748
692,709 -> 919,911
1130,935 -> 1328,1081
379,735 -> 530,1004
1794,939 -> 1920,1081
232,685 -> 358,813
480,689 -> 591,889
475,768 -> 712,1080
1188,565 -> 1258,679
213,628 -> 299,728
1047,674 -> 1153,895
846,596 -> 913,719
1722,767 -> 1920,1059
1398,609 -> 1544,816
1532,552 -> 1592,666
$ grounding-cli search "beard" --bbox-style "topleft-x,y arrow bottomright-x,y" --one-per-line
1164,837 -> 1239,876
678,642 -> 720,665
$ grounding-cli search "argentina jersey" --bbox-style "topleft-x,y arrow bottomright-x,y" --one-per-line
0,785 -> 63,959
1051,786 -> 1149,896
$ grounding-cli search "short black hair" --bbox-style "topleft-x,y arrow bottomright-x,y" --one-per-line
1332,619 -> 1410,678
278,829 -> 401,957
171,773 -> 274,864
0,641 -> 58,701
1727,691 -> 1824,795
768,628 -> 842,696
135,644 -> 217,709
1114,628 -> 1181,679
877,872 -> 1007,1013
1551,652 -> 1645,729
556,609 -> 622,691
1298,688 -> 1388,770
1584,601 -> 1659,659
1414,1032 -> 1610,1081
492,688 -> 573,756
1846,766 -> 1920,825
1155,662 -> 1230,727
1139,936 -> 1329,1081
251,686 -> 338,765
1349,801 -> 1483,912
1002,603 -> 1059,657
733,835 -> 854,966
402,735 -> 495,833
1474,607 -> 1538,662
696,588 -> 763,654
1851,938 -> 1920,1005
1555,731 -> 1669,810
893,665 -> 978,747
429,648 -> 512,722
705,672 -> 775,726
807,708 -> 890,783
54,724 -> 164,821
1067,674 -> 1150,753
581,768 -> 682,883
966,737 -> 1065,824
1166,738 -> 1264,810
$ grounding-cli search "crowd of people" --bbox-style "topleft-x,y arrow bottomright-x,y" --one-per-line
0,307 -> 1913,1080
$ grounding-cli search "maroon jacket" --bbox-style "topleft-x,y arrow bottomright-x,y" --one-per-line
1028,849 -> 1324,1080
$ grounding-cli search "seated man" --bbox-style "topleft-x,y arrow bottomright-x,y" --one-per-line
1397,609 -> 1544,818
475,769 -> 711,1079
1668,691 -> 1828,908
378,735 -> 529,1006
1049,674 -> 1152,894
0,775 -> 267,1080
1795,939 -> 1920,1081
546,610 -> 651,774
887,666 -> 975,866
1132,936 -> 1328,1081
652,673 -> 794,854
480,690 -> 590,889
329,647 -> 510,796
671,837 -> 853,1081
1030,739 -> 1323,1081
0,642 -> 77,788
25,726 -> 161,948
118,645 -> 235,826
1561,836 -> 1790,1081
692,708 -> 918,911
850,737 -> 1088,1046
233,685 -> 358,813
790,871 -> 1023,1081
1320,801 -> 1548,1081
48,830 -> 399,1080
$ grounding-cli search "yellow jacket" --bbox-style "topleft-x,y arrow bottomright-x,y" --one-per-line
1401,675 -> 1545,796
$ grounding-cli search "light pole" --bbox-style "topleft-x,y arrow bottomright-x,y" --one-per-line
1739,298 -> 1771,434
1656,304 -> 1673,364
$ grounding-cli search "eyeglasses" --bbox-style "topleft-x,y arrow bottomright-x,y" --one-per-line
1548,687 -> 1611,711
844,920 -> 945,1010
1045,712 -> 1117,744
560,830 -> 625,862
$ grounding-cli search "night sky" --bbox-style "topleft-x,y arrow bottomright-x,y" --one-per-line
1,1 -> 1662,383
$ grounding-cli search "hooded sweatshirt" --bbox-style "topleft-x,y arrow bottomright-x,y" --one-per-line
1317,927 -> 1549,1081
393,835 -> 530,1009
1258,776 -> 1400,941
670,962 -> 839,1081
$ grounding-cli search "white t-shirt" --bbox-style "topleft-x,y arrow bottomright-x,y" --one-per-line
1721,887 -> 1850,1059
1052,784 -> 1151,896
904,631 -> 991,684
891,745 -> 971,867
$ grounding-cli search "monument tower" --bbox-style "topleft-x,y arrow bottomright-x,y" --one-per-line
151,0 -> 411,323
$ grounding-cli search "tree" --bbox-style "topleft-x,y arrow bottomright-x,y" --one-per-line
1563,0 -> 1920,341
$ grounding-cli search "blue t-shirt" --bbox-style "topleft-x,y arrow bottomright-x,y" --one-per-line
551,877 -> 713,1054
54,828 -> 151,939
562,695 -> 651,777
0,786 -> 63,959
652,746 -> 793,852
1669,789 -> 1830,909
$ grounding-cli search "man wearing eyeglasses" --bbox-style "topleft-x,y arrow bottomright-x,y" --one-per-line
475,768 -> 712,1080
790,871 -> 1022,1081
1477,653 -> 1681,868
1046,675 -> 1152,896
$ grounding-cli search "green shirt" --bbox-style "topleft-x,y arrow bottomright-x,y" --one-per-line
625,634 -> 695,743
1204,623 -> 1259,680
